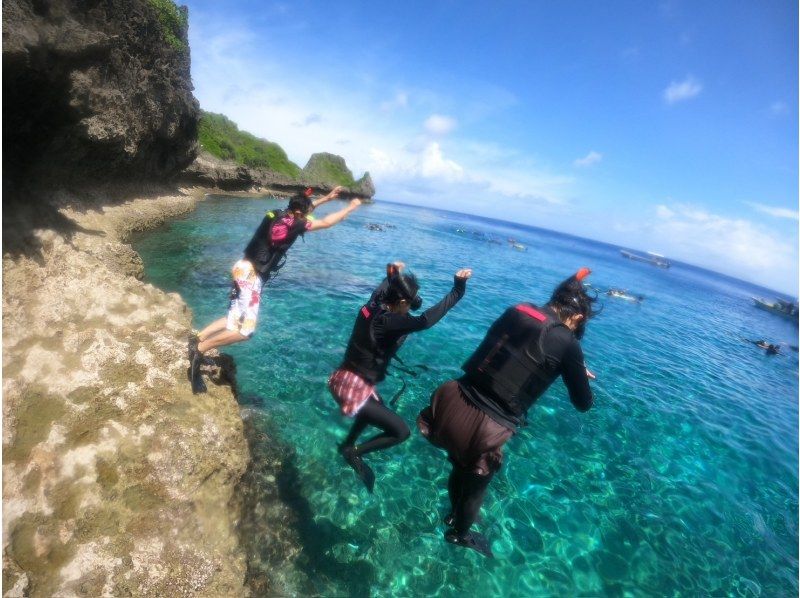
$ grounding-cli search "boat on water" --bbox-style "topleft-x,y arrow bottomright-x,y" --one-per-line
620,249 -> 671,268
752,297 -> 798,323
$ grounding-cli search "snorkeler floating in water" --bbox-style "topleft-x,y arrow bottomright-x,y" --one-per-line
417,267 -> 596,558
188,186 -> 362,393
329,262 -> 472,492
743,339 -> 782,356
606,288 -> 644,303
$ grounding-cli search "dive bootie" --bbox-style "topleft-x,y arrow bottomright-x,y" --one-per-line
187,332 -> 199,362
187,332 -> 200,384
445,528 -> 494,558
340,446 -> 375,493
190,351 -> 207,394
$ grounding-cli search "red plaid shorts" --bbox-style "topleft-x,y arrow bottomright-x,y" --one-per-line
328,368 -> 378,417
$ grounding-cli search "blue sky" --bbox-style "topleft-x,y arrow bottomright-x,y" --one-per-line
183,0 -> 798,294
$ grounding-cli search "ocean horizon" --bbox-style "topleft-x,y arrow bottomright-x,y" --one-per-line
376,198 -> 798,300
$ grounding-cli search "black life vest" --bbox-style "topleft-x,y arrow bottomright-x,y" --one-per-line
341,303 -> 405,384
461,304 -> 566,417
243,209 -> 307,281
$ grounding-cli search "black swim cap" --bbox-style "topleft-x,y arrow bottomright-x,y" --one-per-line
547,270 -> 598,339
288,193 -> 313,214
386,273 -> 423,310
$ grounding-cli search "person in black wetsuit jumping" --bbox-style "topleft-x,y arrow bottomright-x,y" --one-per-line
417,268 -> 597,557
329,262 -> 472,492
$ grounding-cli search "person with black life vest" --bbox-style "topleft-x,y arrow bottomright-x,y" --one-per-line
329,262 -> 473,492
417,267 -> 597,557
188,186 -> 362,393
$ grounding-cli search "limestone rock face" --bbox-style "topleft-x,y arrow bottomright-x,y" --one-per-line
3,0 -> 199,192
353,172 -> 375,199
2,191 -> 249,596
182,151 -> 298,193
183,151 -> 377,199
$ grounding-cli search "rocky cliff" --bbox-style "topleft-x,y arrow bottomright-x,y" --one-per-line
302,152 -> 375,198
2,0 -> 199,195
3,189 -> 250,597
183,151 -> 375,199
181,150 -> 300,193
2,1 -> 249,595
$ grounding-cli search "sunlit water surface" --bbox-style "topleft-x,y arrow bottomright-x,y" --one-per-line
135,197 -> 798,597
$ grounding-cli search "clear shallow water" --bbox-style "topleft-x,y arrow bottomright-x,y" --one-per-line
135,196 -> 798,597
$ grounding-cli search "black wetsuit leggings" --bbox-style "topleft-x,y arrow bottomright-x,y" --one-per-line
448,465 -> 493,534
344,398 -> 410,456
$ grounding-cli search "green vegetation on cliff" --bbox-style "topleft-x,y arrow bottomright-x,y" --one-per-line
198,111 -> 302,179
147,0 -> 188,51
302,152 -> 357,187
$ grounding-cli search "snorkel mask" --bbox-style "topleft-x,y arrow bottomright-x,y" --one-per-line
386,263 -> 423,311
288,188 -> 315,215
548,267 -> 596,340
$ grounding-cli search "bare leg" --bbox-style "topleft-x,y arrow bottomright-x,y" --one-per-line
198,330 -> 249,353
198,317 -> 229,342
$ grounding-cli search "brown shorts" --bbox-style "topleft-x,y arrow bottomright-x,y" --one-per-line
417,380 -> 513,476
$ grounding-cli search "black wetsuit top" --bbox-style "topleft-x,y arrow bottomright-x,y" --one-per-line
341,276 -> 467,384
459,305 -> 593,430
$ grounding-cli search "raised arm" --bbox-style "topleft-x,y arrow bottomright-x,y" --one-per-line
311,185 -> 345,209
308,198 -> 362,231
382,269 -> 472,336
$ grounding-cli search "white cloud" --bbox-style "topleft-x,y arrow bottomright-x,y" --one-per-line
746,201 -> 799,220
380,91 -> 409,111
291,113 -> 322,127
643,203 -> 798,292
663,76 -> 702,104
187,13 -> 581,232
424,114 -> 458,136
655,204 -> 674,218
574,150 -> 603,167
770,101 -> 787,116
418,142 -> 464,179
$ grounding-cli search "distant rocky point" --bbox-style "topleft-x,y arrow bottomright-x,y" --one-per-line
184,111 -> 375,199
182,151 -> 375,200
302,152 -> 375,198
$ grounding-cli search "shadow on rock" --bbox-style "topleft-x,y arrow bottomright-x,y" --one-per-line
2,182 -> 183,262
2,194 -> 105,264
236,407 -> 377,597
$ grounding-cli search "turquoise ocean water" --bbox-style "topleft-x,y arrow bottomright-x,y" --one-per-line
135,196 -> 798,596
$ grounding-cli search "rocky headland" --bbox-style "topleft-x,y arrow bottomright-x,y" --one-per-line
184,111 -> 375,199
182,150 -> 375,199
3,0 -> 371,595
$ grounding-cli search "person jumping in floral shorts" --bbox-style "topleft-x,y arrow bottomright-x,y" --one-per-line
189,186 -> 362,393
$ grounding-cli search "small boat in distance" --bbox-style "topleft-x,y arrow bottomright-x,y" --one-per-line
752,297 -> 798,323
620,249 -> 671,269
